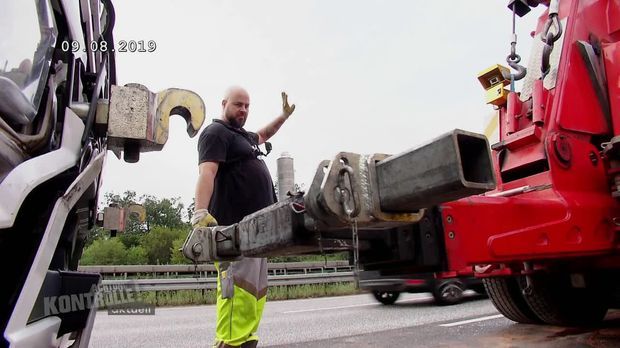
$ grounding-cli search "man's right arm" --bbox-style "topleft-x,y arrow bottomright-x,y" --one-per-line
195,161 -> 219,210
193,161 -> 219,227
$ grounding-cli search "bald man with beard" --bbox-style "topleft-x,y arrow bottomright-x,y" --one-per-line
192,87 -> 295,348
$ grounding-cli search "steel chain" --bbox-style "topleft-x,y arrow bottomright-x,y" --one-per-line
541,0 -> 563,78
336,167 -> 360,288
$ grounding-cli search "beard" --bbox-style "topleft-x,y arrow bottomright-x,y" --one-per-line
225,113 -> 246,129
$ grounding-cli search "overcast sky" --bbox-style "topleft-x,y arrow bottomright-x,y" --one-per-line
100,0 -> 544,209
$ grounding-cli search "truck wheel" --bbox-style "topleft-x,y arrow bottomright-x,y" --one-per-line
520,273 -> 609,326
484,277 -> 542,324
373,291 -> 400,305
433,281 -> 465,305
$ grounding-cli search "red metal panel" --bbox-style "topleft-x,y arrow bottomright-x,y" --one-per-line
604,42 -> 620,135
496,124 -> 545,182
553,1 -> 611,135
607,0 -> 620,36
555,48 -> 610,134
503,125 -> 543,151
532,80 -> 547,125
435,266 -> 474,279
443,134 -> 618,267
505,92 -> 521,135
500,142 -> 546,173
442,190 -> 617,266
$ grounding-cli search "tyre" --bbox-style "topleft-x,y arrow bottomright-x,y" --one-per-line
432,281 -> 465,305
520,273 -> 609,326
484,277 -> 542,324
373,291 -> 400,305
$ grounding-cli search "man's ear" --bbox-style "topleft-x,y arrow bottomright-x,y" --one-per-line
221,99 -> 227,108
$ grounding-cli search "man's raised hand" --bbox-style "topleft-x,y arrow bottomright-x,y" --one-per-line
282,92 -> 295,118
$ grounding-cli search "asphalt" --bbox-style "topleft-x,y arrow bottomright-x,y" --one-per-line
89,292 -> 620,347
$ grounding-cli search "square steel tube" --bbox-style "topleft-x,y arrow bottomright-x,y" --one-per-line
238,199 -> 317,257
376,129 -> 496,212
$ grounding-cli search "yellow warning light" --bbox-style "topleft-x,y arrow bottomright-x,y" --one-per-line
485,84 -> 511,106
477,64 -> 511,106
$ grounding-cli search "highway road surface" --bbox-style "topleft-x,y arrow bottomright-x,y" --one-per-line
90,292 -> 620,347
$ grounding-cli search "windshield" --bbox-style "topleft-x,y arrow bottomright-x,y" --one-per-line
0,0 -> 57,124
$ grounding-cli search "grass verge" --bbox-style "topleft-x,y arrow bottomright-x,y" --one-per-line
129,282 -> 361,307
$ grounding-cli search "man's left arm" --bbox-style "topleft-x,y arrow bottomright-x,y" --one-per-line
257,92 -> 296,145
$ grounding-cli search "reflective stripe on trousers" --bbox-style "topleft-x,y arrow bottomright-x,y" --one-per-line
214,258 -> 268,347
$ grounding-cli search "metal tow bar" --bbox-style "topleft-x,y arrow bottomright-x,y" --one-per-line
182,129 -> 496,262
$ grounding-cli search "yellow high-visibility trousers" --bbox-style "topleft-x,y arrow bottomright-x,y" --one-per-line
213,258 -> 268,347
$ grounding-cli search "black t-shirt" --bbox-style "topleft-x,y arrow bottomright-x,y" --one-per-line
197,119 -> 276,225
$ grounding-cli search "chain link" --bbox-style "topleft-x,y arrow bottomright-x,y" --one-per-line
336,166 -> 361,288
342,204 -> 360,288
541,0 -> 563,78
351,218 -> 359,288
193,260 -> 199,278
315,227 -> 328,267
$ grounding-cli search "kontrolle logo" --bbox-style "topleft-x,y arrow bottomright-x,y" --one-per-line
42,283 -> 155,316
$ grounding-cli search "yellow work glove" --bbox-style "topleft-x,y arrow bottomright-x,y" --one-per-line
282,91 -> 296,117
191,208 -> 218,228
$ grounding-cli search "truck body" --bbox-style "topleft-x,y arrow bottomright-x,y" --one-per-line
0,1 -> 204,346
437,0 -> 620,325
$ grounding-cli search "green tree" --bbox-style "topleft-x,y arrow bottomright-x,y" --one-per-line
126,245 -> 148,265
104,190 -> 138,207
187,199 -> 195,223
103,191 -> 188,232
170,232 -> 190,264
80,238 -> 127,265
141,226 -> 186,264
100,190 -> 188,240
118,233 -> 142,249
142,195 -> 187,229
84,226 -> 106,248
84,191 -> 192,264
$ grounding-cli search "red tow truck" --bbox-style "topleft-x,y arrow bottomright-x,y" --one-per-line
183,0 -> 620,328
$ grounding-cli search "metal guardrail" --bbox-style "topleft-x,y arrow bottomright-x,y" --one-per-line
102,272 -> 355,291
80,261 -> 353,279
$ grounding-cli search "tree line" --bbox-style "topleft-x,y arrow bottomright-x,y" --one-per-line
81,191 -> 192,265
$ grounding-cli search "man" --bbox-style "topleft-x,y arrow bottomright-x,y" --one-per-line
192,86 -> 295,348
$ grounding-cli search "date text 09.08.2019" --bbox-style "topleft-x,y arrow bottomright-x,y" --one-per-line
61,40 -> 156,53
